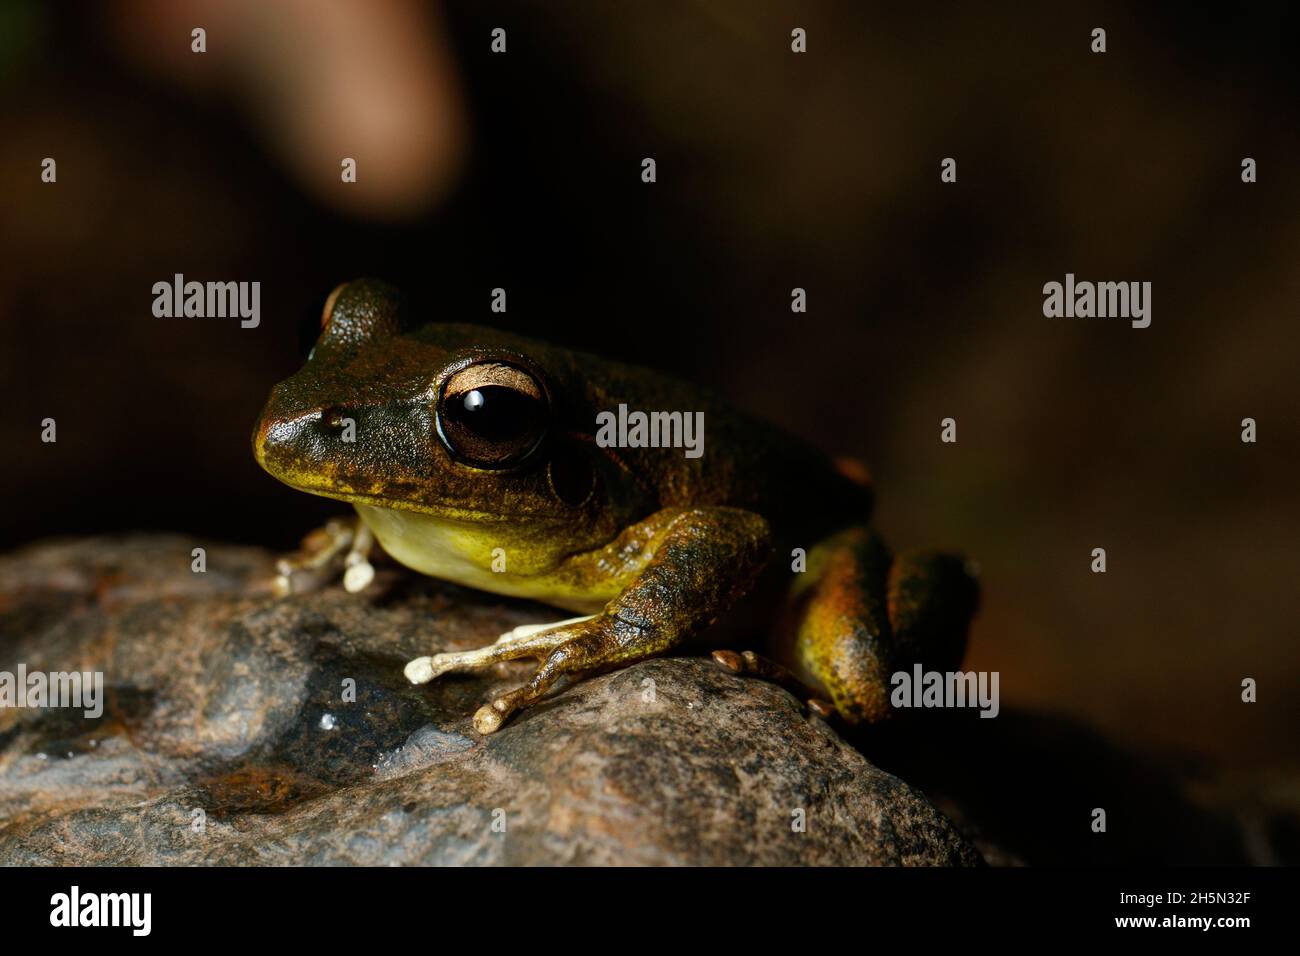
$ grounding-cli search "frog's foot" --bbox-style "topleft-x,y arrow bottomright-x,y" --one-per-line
408,613 -> 645,734
470,621 -> 619,734
272,517 -> 375,596
711,649 -> 837,720
402,615 -> 596,686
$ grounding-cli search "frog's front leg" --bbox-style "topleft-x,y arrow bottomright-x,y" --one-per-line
408,507 -> 772,734
403,614 -> 596,683
272,515 -> 375,596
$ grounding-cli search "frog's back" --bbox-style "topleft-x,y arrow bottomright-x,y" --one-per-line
563,344 -> 872,541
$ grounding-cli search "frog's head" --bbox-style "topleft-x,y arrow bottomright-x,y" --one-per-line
253,280 -> 642,574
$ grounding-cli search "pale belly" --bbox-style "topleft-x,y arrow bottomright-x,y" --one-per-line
354,503 -> 611,614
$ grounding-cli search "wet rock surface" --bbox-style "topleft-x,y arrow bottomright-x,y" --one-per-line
0,536 -> 980,866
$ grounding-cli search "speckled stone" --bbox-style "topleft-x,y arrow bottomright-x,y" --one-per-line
0,535 -> 980,866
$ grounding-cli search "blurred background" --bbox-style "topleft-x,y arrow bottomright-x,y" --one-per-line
2,1 -> 1297,858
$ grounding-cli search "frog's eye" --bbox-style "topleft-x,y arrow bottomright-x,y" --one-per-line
436,362 -> 549,469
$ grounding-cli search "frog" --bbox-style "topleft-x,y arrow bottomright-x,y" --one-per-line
253,279 -> 979,734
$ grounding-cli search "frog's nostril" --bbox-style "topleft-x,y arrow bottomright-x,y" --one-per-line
321,407 -> 351,431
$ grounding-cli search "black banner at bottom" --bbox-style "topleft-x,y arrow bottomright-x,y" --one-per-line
0,865 -> 1289,942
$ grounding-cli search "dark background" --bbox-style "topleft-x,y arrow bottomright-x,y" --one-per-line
3,0 -> 1297,840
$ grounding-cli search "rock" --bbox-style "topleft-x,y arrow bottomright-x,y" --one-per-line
0,535 -> 981,866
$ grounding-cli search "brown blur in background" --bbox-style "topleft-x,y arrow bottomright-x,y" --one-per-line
2,0 -> 1297,839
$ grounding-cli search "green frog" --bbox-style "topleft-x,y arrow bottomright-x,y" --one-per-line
253,279 -> 978,734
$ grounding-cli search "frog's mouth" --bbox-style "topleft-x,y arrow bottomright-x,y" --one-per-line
254,456 -> 529,524
292,484 -> 529,524
253,421 -> 558,524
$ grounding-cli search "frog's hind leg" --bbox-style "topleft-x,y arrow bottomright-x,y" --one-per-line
791,527 -> 978,725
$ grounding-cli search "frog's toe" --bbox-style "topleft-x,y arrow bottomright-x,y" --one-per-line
342,558 -> 375,593
472,701 -> 509,734
341,524 -> 375,592
269,517 -> 360,596
404,656 -> 438,684
405,626 -> 577,687
270,561 -> 334,596
711,649 -> 836,719
467,629 -> 615,733
404,650 -> 477,684
495,614 -> 596,644
807,698 -> 837,720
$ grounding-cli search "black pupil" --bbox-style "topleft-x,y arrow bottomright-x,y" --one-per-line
449,385 -> 541,441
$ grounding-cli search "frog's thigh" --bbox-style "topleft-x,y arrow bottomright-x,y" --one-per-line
793,527 -> 977,725
793,528 -> 893,723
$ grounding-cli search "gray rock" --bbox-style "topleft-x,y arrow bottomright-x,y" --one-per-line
0,535 -> 980,866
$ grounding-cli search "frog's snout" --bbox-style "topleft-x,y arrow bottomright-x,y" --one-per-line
253,405 -> 314,479
252,388 -> 354,485
254,381 -> 421,502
